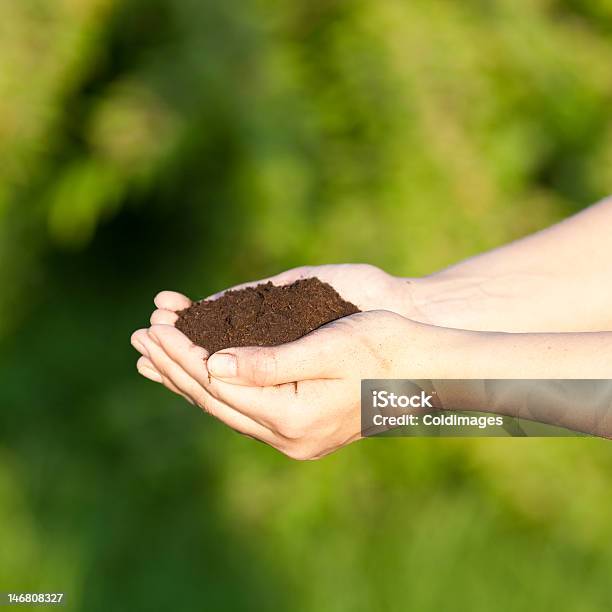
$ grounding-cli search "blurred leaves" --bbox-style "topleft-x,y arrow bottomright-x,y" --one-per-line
1,0 -> 612,610
46,160 -> 121,247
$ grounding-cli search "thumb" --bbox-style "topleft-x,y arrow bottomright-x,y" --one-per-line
207,327 -> 345,386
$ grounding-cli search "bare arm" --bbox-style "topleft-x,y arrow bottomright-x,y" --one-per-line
409,197 -> 612,332
435,328 -> 612,437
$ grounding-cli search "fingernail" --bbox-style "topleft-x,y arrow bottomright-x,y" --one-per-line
208,353 -> 237,378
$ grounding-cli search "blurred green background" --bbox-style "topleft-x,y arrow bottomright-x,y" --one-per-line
1,0 -> 612,609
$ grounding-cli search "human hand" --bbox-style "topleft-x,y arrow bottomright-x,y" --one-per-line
140,265 -> 425,347
220,264 -> 418,315
131,309 -> 447,459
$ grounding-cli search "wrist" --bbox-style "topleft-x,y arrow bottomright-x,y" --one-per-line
390,276 -> 431,321
392,315 -> 483,378
398,272 -> 582,333
391,316 -> 496,411
397,274 -> 501,330
392,275 -> 456,325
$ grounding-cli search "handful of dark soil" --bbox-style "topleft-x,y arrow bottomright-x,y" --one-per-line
176,277 -> 360,354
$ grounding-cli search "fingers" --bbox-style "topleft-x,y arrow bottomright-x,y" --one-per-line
154,290 -> 192,312
133,329 -> 275,441
131,329 -> 151,359
147,324 -> 306,429
205,376 -> 297,429
206,324 -> 347,386
204,376 -> 353,460
139,356 -> 188,399
147,324 -> 210,387
150,309 -> 178,325
137,356 -> 162,383
136,355 -> 184,400
204,375 -> 319,435
133,329 -> 204,402
131,324 -> 353,459
132,329 -> 196,403
141,325 -> 325,434
137,344 -> 310,438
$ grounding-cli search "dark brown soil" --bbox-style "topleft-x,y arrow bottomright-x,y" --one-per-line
175,277 -> 360,354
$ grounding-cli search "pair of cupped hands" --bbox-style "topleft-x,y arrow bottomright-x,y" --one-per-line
131,264 -> 450,460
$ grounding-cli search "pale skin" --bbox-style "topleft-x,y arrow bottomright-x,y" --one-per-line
131,197 -> 612,457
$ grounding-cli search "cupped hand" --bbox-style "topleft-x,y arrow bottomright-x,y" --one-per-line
137,265 -> 418,384
131,309 -> 439,460
223,264 -> 417,315
144,265 -> 418,338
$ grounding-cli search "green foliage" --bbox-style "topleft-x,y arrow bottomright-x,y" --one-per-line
1,0 -> 611,609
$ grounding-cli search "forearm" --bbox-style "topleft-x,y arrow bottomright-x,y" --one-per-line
430,328 -> 612,437
404,197 -> 612,332
446,329 -> 612,379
